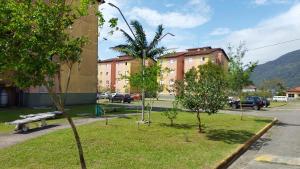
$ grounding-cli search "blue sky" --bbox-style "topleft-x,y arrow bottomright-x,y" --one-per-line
99,0 -> 300,64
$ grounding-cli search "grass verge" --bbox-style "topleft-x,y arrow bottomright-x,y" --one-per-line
0,112 -> 271,169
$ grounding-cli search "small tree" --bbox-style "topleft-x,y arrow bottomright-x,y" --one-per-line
125,63 -> 162,124
176,61 -> 228,133
227,43 -> 257,119
162,101 -> 179,126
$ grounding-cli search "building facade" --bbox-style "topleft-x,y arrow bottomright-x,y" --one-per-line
158,47 -> 229,96
286,86 -> 300,99
0,2 -> 98,107
98,55 -> 155,93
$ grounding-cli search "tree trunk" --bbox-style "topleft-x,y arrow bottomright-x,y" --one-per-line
65,114 -> 87,169
196,111 -> 202,133
141,49 -> 146,122
46,85 -> 87,169
239,95 -> 244,120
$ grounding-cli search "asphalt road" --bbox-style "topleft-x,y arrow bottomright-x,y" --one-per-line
227,101 -> 300,169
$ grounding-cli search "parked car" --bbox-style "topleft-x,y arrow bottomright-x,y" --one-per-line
273,96 -> 288,102
260,97 -> 270,107
131,93 -> 141,101
108,93 -> 132,103
97,92 -> 110,99
230,96 -> 264,110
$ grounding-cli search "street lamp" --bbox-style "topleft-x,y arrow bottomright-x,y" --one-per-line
107,2 -> 136,39
159,33 -> 175,41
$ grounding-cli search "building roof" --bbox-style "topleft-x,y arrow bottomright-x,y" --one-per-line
98,55 -> 135,63
243,85 -> 257,89
287,86 -> 300,92
158,46 -> 229,61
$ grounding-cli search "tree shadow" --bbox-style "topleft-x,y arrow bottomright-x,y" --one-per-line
254,119 -> 273,123
206,129 -> 254,144
16,124 -> 60,134
276,122 -> 300,127
248,137 -> 271,151
159,123 -> 196,129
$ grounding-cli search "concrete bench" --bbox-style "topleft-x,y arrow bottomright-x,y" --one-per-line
7,111 -> 62,132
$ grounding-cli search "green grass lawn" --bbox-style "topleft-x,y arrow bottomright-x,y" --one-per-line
0,104 -> 139,133
0,112 -> 272,169
269,101 -> 287,108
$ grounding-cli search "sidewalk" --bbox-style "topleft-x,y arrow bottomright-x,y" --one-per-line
0,113 -> 138,149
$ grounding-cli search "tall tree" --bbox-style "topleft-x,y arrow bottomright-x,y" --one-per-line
226,43 -> 257,119
176,61 -> 228,133
0,1 -> 116,168
111,20 -> 166,122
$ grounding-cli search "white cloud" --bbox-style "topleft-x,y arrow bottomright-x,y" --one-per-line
253,0 -> 290,5
210,28 -> 231,36
165,3 -> 175,8
215,3 -> 300,64
130,0 -> 211,29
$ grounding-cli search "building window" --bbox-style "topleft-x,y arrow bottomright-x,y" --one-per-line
100,72 -> 102,75
298,94 -> 300,97
169,79 -> 174,85
106,72 -> 108,75
106,80 -> 109,84
288,94 -> 295,98
125,62 -> 127,65
169,59 -> 174,64
105,64 -> 108,68
201,57 -> 205,61
188,58 -> 193,62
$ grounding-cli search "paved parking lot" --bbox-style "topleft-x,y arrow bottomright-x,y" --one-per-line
227,101 -> 300,169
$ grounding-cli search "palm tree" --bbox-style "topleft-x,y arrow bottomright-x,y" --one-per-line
111,20 -> 166,122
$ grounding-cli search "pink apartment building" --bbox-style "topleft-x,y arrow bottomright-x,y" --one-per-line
158,46 -> 229,96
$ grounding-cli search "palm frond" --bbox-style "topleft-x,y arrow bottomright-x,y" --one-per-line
147,46 -> 166,59
130,20 -> 147,48
148,24 -> 164,52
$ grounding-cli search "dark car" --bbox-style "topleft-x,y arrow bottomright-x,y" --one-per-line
109,93 -> 132,103
230,96 -> 264,110
260,97 -> 270,107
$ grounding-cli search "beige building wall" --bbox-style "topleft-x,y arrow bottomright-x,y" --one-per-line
22,2 -> 99,107
159,58 -> 177,95
98,63 -> 112,91
116,61 -> 131,93
184,55 -> 209,73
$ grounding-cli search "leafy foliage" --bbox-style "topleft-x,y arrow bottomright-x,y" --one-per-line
176,61 -> 228,132
227,43 -> 257,96
162,101 -> 179,126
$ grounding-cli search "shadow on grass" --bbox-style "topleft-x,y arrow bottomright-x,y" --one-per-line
254,119 -> 273,123
206,129 -> 254,144
159,123 -> 197,129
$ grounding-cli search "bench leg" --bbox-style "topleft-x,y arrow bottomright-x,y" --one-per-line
40,119 -> 47,127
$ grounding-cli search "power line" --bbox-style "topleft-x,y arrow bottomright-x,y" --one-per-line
248,38 -> 300,51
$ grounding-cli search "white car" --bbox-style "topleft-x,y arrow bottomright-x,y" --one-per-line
272,96 -> 288,102
97,92 -> 110,99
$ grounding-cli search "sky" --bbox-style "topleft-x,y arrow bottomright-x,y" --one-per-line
98,0 -> 300,65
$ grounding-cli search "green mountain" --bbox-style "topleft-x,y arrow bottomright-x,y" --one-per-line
250,49 -> 300,88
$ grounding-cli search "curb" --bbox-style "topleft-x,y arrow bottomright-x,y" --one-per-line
214,117 -> 278,169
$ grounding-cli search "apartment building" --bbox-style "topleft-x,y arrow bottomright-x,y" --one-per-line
98,55 -> 155,93
0,2 -> 98,107
158,46 -> 229,96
